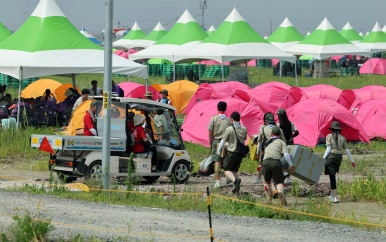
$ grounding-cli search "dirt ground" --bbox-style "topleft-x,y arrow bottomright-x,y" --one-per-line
0,165 -> 385,225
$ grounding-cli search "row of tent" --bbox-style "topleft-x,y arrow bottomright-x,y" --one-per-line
181,81 -> 386,148
110,7 -> 386,65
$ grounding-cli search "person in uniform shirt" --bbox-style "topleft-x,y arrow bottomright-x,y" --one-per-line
83,101 -> 97,136
154,109 -> 170,142
217,111 -> 247,194
254,113 -> 285,184
322,121 -> 355,203
208,101 -> 231,188
262,126 -> 295,205
90,80 -> 103,96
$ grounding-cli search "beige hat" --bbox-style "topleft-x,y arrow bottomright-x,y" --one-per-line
144,91 -> 153,97
133,114 -> 146,126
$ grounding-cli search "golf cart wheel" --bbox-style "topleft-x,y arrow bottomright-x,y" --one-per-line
57,172 -> 78,183
143,176 -> 160,183
170,160 -> 190,184
85,160 -> 102,181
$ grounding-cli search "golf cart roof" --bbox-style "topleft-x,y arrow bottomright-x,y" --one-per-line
94,97 -> 176,111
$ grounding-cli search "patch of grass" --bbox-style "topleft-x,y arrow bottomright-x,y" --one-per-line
1,212 -> 54,242
339,175 -> 386,203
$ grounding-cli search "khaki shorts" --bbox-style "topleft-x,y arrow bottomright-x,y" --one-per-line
210,140 -> 222,162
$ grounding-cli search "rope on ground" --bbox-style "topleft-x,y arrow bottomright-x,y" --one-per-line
0,211 -> 213,240
211,194 -> 386,229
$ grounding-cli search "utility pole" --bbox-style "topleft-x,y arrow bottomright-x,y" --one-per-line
200,0 -> 207,30
102,0 -> 113,190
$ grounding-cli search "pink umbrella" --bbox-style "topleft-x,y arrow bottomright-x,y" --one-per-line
118,82 -> 161,100
182,98 -> 263,147
359,58 -> 386,75
114,49 -> 139,59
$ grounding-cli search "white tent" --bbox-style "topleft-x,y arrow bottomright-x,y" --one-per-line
174,8 -> 296,63
0,0 -> 147,124
356,22 -> 386,54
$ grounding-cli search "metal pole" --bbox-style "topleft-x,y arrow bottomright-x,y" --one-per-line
221,56 -> 224,82
71,74 -> 76,89
295,60 -> 299,87
102,0 -> 113,190
206,187 -> 214,242
16,66 -> 23,129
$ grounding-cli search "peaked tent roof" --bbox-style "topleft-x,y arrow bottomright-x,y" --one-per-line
383,25 -> 386,32
174,8 -> 296,63
182,98 -> 263,147
0,0 -> 147,80
80,27 -> 102,45
129,22 -> 167,49
267,17 -> 304,50
130,9 -> 208,62
287,98 -> 370,147
207,25 -> 216,35
0,22 -> 12,43
113,21 -> 146,49
356,22 -> 386,53
286,17 -> 369,60
339,22 -> 362,43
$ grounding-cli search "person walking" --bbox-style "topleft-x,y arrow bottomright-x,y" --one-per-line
254,113 -> 285,184
277,108 -> 299,184
83,101 -> 97,136
322,121 -> 355,203
217,111 -> 247,194
262,126 -> 295,205
208,101 -> 231,188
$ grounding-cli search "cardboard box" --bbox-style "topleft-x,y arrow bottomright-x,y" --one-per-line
284,145 -> 326,184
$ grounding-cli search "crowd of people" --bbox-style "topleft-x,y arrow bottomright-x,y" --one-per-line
208,100 -> 355,205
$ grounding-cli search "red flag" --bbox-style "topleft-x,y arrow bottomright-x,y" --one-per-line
38,137 -> 54,154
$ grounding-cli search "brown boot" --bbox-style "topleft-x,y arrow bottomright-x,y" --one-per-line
278,192 -> 287,206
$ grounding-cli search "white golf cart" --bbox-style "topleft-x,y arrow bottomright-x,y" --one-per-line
30,98 -> 193,183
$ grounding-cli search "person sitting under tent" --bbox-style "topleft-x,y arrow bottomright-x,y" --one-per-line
84,101 -> 97,136
112,80 -> 124,97
90,80 -> 103,96
41,89 -> 56,103
73,89 -> 90,112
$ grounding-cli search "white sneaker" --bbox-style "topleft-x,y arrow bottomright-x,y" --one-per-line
329,196 -> 339,203
254,178 -> 262,184
284,178 -> 292,185
214,182 -> 221,188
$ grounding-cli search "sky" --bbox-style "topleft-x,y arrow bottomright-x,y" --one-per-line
1,0 -> 386,36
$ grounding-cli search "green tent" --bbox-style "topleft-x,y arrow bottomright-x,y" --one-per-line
357,22 -> 386,54
0,22 -> 11,43
287,17 -> 369,60
113,21 -> 146,49
130,22 -> 167,48
340,22 -> 362,43
148,58 -> 172,64
267,17 -> 304,50
174,8 -> 295,63
130,9 -> 208,62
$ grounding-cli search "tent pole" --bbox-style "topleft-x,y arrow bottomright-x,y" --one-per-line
279,60 -> 282,77
145,65 -> 149,91
71,74 -> 76,89
173,59 -> 176,82
295,60 -> 299,87
16,66 -> 23,129
221,56 -> 224,82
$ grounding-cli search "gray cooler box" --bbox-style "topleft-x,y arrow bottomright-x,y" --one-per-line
282,145 -> 326,184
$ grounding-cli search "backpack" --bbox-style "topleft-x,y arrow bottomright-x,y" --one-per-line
199,156 -> 214,176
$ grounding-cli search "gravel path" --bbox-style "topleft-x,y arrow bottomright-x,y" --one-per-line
0,191 -> 385,242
